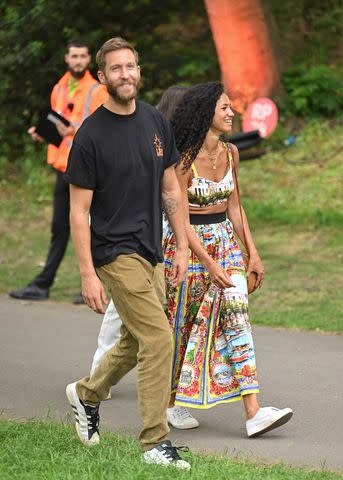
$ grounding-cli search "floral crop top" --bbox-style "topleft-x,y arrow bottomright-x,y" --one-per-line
187,143 -> 235,208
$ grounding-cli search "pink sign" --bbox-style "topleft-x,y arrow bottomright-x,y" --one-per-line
242,97 -> 278,138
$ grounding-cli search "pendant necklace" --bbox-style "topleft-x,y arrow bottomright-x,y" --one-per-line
200,143 -> 220,170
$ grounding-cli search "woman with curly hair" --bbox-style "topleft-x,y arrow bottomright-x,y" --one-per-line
165,81 -> 293,436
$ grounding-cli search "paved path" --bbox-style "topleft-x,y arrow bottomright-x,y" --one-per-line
1,296 -> 342,473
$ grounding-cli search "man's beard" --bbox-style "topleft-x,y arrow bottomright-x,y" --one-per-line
69,67 -> 87,79
106,80 -> 140,105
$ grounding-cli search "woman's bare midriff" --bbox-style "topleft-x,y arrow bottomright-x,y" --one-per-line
189,200 -> 228,216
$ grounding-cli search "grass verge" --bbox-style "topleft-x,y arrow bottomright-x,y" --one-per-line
0,418 -> 342,480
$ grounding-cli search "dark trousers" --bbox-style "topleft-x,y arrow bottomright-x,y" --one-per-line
31,170 -> 70,289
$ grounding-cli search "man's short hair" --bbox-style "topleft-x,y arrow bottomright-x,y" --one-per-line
66,40 -> 90,53
96,37 -> 139,72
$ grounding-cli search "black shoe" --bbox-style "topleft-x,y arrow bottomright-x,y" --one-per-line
9,284 -> 49,301
73,292 -> 85,305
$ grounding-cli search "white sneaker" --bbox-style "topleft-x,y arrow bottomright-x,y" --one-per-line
167,406 -> 199,429
66,382 -> 100,446
246,406 -> 293,438
143,440 -> 191,470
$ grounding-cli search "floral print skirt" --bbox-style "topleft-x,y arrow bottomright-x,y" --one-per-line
163,219 -> 259,409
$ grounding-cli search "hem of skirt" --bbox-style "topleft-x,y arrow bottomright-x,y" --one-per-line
175,389 -> 260,410
241,388 -> 260,397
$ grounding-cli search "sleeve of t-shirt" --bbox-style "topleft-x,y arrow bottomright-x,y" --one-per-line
64,139 -> 96,190
162,117 -> 180,170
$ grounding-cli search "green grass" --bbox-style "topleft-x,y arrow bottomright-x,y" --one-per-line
238,119 -> 343,332
0,146 -> 81,302
0,118 -> 342,329
0,418 -> 342,480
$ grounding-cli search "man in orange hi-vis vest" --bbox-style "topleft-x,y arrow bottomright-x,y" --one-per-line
9,40 -> 108,302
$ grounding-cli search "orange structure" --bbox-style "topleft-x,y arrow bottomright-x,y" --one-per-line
204,0 -> 280,112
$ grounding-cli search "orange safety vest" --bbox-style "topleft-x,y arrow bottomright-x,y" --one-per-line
47,70 -> 108,172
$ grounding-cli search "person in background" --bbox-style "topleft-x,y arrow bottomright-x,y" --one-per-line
64,38 -> 190,469
164,81 -> 293,436
89,86 -> 189,392
9,40 -> 108,303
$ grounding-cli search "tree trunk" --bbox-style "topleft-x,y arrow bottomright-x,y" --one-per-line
204,0 -> 281,112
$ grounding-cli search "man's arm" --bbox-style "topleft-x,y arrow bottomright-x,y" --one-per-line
162,165 -> 188,287
69,184 -> 108,313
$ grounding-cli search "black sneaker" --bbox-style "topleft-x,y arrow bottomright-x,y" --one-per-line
143,440 -> 190,470
9,284 -> 49,300
66,382 -> 100,446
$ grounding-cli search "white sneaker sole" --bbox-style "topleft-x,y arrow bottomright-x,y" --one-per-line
247,408 -> 293,438
143,454 -> 191,470
66,383 -> 99,447
167,419 -> 199,430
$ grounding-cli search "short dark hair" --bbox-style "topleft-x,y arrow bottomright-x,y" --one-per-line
66,40 -> 90,53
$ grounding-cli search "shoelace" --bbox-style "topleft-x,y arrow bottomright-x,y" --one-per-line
174,407 -> 194,420
85,405 -> 100,435
162,444 -> 190,461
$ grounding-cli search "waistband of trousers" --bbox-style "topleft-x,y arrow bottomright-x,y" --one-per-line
189,212 -> 227,225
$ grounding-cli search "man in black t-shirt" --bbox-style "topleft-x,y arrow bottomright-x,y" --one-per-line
64,37 -> 190,470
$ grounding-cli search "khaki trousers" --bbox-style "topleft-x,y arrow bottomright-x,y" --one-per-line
76,254 -> 171,450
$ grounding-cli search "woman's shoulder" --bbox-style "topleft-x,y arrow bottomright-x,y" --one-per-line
222,141 -> 239,170
222,141 -> 238,155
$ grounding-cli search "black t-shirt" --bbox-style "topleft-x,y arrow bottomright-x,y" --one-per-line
64,101 -> 179,267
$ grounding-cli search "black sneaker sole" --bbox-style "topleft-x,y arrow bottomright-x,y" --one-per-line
9,294 -> 48,300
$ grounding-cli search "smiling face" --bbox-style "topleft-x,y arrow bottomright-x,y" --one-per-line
65,46 -> 91,79
97,48 -> 140,105
210,93 -> 234,135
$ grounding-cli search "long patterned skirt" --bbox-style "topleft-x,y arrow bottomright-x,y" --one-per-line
163,219 -> 259,409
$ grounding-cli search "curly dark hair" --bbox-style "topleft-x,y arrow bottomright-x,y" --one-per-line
170,81 -> 224,171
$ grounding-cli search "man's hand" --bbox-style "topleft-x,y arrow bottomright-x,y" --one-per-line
27,126 -> 43,142
55,120 -> 75,137
170,248 -> 188,287
81,273 -> 108,314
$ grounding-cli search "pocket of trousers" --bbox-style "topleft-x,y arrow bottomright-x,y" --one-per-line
100,254 -> 153,295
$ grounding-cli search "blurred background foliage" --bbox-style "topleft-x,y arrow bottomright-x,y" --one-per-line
0,0 -> 342,160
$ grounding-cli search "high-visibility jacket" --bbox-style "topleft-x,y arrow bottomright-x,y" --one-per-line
47,70 -> 108,172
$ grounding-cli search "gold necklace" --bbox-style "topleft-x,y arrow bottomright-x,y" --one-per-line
200,143 -> 220,170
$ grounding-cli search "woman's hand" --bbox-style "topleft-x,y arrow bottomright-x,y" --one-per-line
247,253 -> 265,291
207,261 -> 234,289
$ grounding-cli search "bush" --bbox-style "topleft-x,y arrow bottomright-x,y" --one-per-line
282,64 -> 343,117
